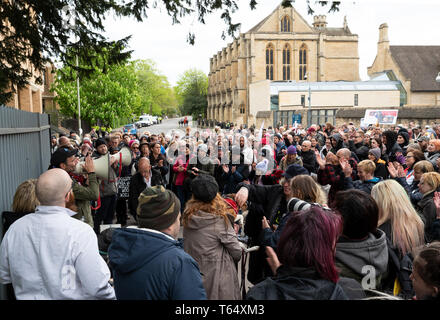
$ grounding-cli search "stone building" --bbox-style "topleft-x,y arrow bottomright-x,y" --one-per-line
207,3 -> 360,126
4,62 -> 56,115
336,23 -> 440,127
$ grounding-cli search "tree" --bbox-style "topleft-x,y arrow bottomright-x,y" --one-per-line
175,69 -> 208,118
54,61 -> 141,129
0,1 -> 341,104
134,60 -> 177,116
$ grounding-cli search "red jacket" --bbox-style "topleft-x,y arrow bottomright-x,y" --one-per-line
172,154 -> 194,186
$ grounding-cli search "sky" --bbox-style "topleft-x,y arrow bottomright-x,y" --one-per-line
102,0 -> 440,87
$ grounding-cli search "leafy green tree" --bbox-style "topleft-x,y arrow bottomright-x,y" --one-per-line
0,1 -> 340,104
134,60 -> 177,116
175,69 -> 208,118
54,61 -> 140,129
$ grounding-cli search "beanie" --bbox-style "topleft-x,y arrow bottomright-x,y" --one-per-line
95,138 -> 107,149
137,186 -> 181,231
287,145 -> 297,155
369,147 -> 381,160
191,174 -> 219,203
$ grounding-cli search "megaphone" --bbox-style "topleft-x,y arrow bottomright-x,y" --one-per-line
74,146 -> 133,181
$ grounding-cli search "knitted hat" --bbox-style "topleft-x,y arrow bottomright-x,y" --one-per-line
94,138 -> 107,149
137,186 -> 181,231
191,174 -> 219,203
282,164 -> 309,179
369,147 -> 381,160
287,145 -> 297,155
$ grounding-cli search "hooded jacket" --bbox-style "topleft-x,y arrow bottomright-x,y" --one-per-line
330,133 -> 345,153
183,210 -> 242,300
344,177 -> 383,195
417,188 -> 440,242
108,227 -> 206,300
335,229 -> 389,288
246,266 -> 349,300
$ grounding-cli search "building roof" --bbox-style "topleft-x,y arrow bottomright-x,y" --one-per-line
270,79 -> 399,95
322,27 -> 353,36
390,46 -> 440,92
336,107 -> 440,119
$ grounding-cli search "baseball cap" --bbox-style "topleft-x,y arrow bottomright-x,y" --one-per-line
50,147 -> 78,167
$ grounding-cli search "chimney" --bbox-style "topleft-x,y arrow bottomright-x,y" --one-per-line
378,23 -> 389,45
343,16 -> 348,30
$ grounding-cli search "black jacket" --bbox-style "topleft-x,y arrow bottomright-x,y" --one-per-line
246,266 -> 354,300
348,140 -> 369,161
128,169 -> 164,217
299,150 -> 317,174
417,188 -> 440,243
343,177 -> 383,195
238,182 -> 284,224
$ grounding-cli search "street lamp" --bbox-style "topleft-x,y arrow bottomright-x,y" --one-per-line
304,72 -> 312,128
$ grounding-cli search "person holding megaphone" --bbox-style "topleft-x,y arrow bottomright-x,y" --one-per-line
92,138 -> 119,234
49,147 -> 99,229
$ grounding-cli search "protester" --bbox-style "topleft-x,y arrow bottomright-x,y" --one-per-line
348,130 -> 369,161
416,172 -> 440,242
0,169 -> 115,300
49,147 -> 99,228
260,174 -> 328,249
410,242 -> 440,300
331,190 -> 389,289
298,140 -> 317,174
183,175 -> 242,300
368,147 -> 388,180
426,139 -> 440,170
279,145 -> 302,171
2,179 -> 39,233
246,206 -> 364,300
92,138 -> 119,234
371,180 -> 425,295
128,157 -> 164,222
109,185 -> 206,300
343,160 -> 382,194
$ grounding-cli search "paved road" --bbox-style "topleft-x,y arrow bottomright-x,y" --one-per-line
137,116 -> 195,137
115,115 -> 253,295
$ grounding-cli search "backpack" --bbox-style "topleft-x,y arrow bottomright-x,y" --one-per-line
385,236 -> 414,299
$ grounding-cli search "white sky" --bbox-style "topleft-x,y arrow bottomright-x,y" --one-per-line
102,0 -> 440,87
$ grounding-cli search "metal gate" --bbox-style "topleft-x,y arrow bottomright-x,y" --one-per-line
0,106 -> 51,300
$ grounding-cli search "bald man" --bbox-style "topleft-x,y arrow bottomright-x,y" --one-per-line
128,157 -> 164,221
0,169 -> 115,300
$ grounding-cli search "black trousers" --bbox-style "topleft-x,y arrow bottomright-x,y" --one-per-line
115,198 -> 128,226
93,194 -> 117,234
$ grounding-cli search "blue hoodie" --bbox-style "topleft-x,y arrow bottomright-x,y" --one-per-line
108,227 -> 206,300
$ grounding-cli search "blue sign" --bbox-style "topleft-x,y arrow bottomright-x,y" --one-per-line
292,114 -> 302,124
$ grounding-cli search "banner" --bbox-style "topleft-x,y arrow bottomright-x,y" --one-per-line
364,109 -> 399,125
117,176 -> 131,199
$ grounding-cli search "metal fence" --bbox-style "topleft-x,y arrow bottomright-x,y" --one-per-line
0,106 -> 51,300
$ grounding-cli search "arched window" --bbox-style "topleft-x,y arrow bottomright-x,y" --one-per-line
266,44 -> 274,80
299,44 -> 307,80
281,16 -> 291,32
283,44 -> 291,80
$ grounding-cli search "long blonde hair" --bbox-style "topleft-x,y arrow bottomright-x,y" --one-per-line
371,180 -> 424,255
12,179 -> 40,214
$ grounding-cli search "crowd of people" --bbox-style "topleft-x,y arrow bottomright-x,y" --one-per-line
1,120 -> 440,301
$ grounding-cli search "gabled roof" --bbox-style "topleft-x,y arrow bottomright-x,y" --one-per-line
323,27 -> 353,36
390,46 -> 440,92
